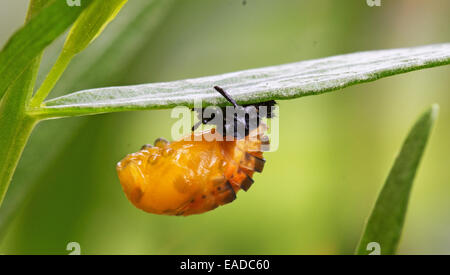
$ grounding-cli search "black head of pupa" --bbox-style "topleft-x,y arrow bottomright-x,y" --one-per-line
192,86 -> 276,139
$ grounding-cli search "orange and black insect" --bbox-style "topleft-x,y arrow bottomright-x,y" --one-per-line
116,86 -> 276,216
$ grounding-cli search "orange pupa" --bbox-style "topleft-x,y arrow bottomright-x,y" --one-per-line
116,86 -> 275,216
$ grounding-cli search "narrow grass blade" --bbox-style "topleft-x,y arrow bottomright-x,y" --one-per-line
35,43 -> 450,118
0,0 -> 92,99
356,104 -> 439,255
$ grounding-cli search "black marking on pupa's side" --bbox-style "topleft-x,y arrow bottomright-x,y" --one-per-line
245,152 -> 265,173
192,86 -> 276,139
220,181 -> 237,204
240,174 -> 254,191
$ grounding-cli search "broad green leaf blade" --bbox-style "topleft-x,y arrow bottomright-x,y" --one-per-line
0,0 -> 92,100
356,104 -> 439,255
37,43 -> 450,118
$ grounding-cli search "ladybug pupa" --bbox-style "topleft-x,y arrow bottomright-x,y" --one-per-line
116,86 -> 276,216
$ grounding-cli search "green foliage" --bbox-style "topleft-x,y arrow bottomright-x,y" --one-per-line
30,0 -> 129,107
0,0 -> 91,99
0,0 -> 52,204
0,0 -> 174,241
34,43 -> 450,118
0,0 -> 449,254
64,0 -> 129,55
356,105 -> 439,255
0,0 -> 128,208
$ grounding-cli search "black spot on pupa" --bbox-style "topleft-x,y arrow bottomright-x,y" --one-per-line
240,175 -> 254,192
245,153 -> 265,173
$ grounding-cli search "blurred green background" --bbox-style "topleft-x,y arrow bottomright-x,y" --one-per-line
0,0 -> 449,254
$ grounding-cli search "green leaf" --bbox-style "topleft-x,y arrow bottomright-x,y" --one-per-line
0,0 -> 52,222
64,0 -> 129,55
0,0 -> 92,100
56,0 -> 174,93
0,0 -> 174,241
34,43 -> 450,118
26,0 -> 50,21
30,0 -> 129,107
355,104 -> 439,255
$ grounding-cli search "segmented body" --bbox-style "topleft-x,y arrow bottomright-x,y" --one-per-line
116,125 -> 268,216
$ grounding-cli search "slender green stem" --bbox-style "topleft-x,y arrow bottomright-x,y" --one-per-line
29,49 -> 74,107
